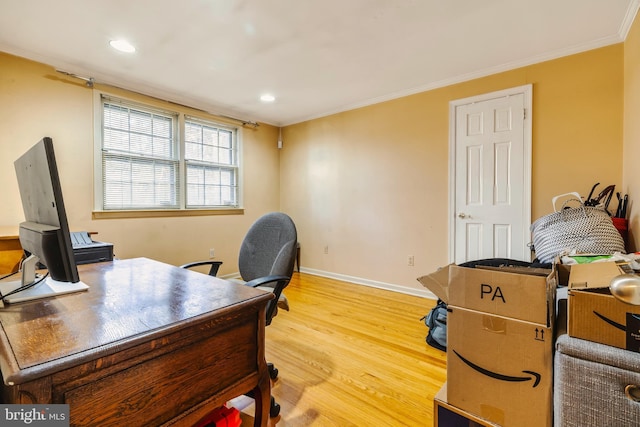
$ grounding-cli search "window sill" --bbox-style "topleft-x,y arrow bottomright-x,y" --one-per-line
92,208 -> 244,220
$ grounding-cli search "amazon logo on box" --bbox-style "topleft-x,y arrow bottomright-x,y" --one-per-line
446,306 -> 553,427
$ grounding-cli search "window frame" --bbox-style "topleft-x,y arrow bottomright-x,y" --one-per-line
183,115 -> 240,209
93,92 -> 243,219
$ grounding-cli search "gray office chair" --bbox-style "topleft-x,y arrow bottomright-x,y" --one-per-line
181,211 -> 298,417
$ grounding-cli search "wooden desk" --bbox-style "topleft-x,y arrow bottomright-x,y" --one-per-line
0,227 -> 21,275
0,258 -> 273,426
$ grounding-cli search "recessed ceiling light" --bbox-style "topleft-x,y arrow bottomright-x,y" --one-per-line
109,39 -> 136,53
260,94 -> 276,103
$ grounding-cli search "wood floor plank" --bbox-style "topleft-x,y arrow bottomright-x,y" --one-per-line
238,272 -> 447,426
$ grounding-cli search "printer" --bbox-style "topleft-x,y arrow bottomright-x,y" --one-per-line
70,232 -> 114,265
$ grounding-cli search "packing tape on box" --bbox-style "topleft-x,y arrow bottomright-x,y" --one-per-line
480,404 -> 505,425
483,315 -> 507,334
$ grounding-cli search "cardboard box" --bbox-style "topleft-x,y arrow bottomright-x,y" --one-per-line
434,383 -> 499,427
562,261 -> 624,289
561,261 -> 640,350
418,264 -> 556,326
419,264 -> 556,426
446,307 -> 553,427
568,288 -> 640,349
568,289 -> 640,351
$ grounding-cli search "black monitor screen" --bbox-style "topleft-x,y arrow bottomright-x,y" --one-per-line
14,137 -> 79,283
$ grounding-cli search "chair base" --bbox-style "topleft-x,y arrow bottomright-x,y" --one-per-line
244,389 -> 281,419
268,362 -> 278,380
270,396 -> 281,418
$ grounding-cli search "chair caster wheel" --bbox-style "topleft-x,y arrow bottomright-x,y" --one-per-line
270,396 -> 281,418
269,367 -> 279,380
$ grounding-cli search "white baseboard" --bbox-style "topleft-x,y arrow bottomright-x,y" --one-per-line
297,266 -> 437,300
221,268 -> 438,300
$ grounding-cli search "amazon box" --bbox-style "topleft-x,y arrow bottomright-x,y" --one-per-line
434,383 -> 500,427
418,264 -> 556,326
568,287 -> 640,351
562,261 -> 640,350
569,288 -> 640,350
447,306 -> 553,427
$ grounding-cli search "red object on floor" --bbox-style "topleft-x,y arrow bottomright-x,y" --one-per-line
193,405 -> 242,427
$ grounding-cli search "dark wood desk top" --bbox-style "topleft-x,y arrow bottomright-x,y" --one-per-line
0,258 -> 272,385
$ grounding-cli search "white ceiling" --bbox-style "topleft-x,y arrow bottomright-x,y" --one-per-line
0,0 -> 638,126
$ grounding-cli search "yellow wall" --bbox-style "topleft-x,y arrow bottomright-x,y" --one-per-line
0,52 -> 282,274
624,12 -> 640,252
281,45 -> 624,291
0,41 -> 627,293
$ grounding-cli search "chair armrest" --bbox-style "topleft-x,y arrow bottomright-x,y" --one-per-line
245,275 -> 291,325
244,275 -> 290,290
179,260 -> 223,277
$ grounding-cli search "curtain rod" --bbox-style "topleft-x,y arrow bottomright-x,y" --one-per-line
55,69 -> 260,128
214,114 -> 260,128
56,69 -> 95,87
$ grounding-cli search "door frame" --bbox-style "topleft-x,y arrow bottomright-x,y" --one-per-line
448,84 -> 533,263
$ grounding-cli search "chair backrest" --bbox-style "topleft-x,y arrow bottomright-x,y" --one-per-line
238,212 -> 298,283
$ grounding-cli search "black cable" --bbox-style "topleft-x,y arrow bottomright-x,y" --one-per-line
0,271 -> 19,281
0,272 -> 49,302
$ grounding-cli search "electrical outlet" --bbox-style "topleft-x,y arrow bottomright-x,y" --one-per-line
324,245 -> 329,254
408,255 -> 415,266
209,248 -> 215,258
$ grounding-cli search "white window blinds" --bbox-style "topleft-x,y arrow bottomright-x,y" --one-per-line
184,118 -> 238,208
99,96 -> 239,211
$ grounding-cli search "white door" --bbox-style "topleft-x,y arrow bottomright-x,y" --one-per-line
449,85 -> 532,264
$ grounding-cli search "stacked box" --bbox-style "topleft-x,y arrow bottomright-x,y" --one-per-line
434,383 -> 500,427
419,264 -> 556,427
562,262 -> 640,352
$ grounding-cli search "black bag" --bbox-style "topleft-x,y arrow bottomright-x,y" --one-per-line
422,299 -> 448,351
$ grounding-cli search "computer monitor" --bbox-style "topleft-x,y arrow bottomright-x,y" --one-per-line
0,137 -> 88,303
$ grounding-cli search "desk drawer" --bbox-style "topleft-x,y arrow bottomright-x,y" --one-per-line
65,321 -> 257,426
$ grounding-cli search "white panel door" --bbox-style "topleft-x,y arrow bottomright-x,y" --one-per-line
450,85 -> 532,264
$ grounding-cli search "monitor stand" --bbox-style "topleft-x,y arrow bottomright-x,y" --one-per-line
0,277 -> 88,304
0,255 -> 88,304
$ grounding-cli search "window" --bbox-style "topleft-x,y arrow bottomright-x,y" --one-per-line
184,118 -> 238,208
97,95 -> 240,212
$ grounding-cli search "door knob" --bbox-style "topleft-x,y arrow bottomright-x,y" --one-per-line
458,213 -> 470,219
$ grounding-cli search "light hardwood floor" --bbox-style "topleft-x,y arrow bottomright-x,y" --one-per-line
234,272 -> 447,426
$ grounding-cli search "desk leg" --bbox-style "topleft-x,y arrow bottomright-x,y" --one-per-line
252,370 -> 271,427
253,304 -> 271,427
